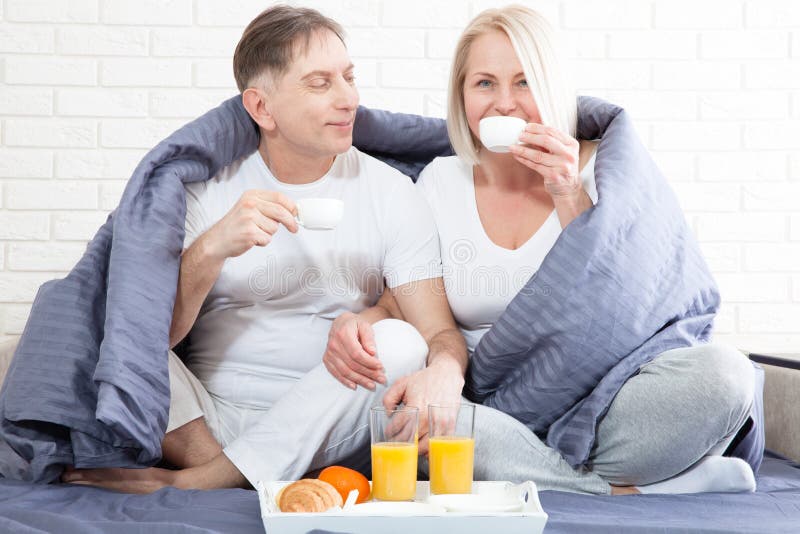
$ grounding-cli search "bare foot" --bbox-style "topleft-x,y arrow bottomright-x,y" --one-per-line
611,485 -> 640,495
61,466 -> 179,494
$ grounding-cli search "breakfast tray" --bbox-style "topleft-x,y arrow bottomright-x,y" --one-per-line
257,480 -> 548,534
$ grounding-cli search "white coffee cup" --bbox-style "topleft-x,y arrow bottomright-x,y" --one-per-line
295,198 -> 344,230
479,116 -> 527,153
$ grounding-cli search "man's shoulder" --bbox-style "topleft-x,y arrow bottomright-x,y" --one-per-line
184,151 -> 257,198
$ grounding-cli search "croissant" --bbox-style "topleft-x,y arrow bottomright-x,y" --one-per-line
278,478 -> 344,513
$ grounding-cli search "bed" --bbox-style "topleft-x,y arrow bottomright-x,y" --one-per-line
0,336 -> 798,533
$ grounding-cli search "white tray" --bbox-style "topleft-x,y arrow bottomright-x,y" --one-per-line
257,480 -> 548,534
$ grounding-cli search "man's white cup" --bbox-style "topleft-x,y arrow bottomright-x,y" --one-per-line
295,198 -> 344,230
479,116 -> 527,153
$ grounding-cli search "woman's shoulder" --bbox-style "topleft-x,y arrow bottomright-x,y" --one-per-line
417,155 -> 472,192
416,156 -> 472,209
426,154 -> 470,171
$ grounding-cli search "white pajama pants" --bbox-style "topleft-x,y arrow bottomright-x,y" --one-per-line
166,319 -> 428,487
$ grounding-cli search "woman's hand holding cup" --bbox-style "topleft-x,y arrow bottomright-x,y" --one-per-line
509,123 -> 582,201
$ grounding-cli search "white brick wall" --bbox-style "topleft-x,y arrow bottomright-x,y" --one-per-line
101,58 -> 192,87
0,87 -> 52,115
102,0 -> 193,26
791,215 -> 800,240
4,57 -> 97,86
4,0 -> 98,24
0,0 -> 799,353
7,242 -> 87,271
0,149 -> 53,178
56,27 -> 149,56
655,0 -> 743,29
0,212 -> 50,240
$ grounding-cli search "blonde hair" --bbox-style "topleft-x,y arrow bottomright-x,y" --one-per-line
447,5 -> 577,166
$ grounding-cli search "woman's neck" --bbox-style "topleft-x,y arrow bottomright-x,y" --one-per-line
474,149 -> 544,192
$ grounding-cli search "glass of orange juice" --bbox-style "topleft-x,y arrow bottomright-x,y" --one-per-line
370,406 -> 419,501
428,403 -> 475,495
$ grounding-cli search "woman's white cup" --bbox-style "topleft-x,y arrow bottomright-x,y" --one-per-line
479,116 -> 527,153
295,198 -> 344,230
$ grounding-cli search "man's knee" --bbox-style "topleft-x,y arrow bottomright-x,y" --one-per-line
372,319 -> 427,381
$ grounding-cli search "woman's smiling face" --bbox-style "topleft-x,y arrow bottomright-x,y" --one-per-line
462,30 -> 542,148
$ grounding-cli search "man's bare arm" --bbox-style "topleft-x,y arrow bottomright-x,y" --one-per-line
381,277 -> 468,453
170,190 -> 299,348
169,234 -> 226,348
390,277 -> 467,373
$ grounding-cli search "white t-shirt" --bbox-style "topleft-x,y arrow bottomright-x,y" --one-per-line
183,147 -> 442,409
416,152 -> 598,353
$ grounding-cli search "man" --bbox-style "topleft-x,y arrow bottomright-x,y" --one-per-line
61,5 -> 466,493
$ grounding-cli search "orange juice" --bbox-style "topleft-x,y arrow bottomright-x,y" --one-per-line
428,436 -> 475,494
371,441 -> 418,501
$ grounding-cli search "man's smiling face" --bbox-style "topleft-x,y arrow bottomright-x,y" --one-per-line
262,29 -> 359,160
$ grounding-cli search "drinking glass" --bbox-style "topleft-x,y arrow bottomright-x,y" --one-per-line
428,403 -> 475,495
370,406 -> 419,501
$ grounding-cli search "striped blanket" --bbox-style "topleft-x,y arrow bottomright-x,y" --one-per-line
0,95 -> 762,482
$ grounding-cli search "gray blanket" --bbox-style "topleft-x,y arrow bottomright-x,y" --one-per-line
0,97 -> 261,482
0,96 -> 448,483
0,95 -> 762,482
463,98 -> 764,471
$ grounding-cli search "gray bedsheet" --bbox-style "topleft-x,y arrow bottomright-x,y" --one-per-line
0,454 -> 797,533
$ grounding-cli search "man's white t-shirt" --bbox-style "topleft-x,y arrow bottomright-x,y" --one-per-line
183,147 -> 442,409
416,151 -> 598,354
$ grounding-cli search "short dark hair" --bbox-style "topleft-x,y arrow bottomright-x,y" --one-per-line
233,5 -> 345,92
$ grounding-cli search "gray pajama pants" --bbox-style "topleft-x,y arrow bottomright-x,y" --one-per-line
419,343 -> 755,495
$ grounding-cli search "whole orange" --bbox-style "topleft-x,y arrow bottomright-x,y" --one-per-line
318,465 -> 371,504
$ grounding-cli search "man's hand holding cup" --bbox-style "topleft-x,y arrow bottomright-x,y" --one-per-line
204,190 -> 298,260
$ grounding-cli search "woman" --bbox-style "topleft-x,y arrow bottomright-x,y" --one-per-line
325,5 -> 757,495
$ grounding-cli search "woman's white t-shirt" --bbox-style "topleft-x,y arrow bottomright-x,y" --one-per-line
416,152 -> 598,353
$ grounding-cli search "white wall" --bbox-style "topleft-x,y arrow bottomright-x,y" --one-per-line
0,0 -> 798,352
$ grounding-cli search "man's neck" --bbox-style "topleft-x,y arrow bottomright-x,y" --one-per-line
257,137 -> 336,185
